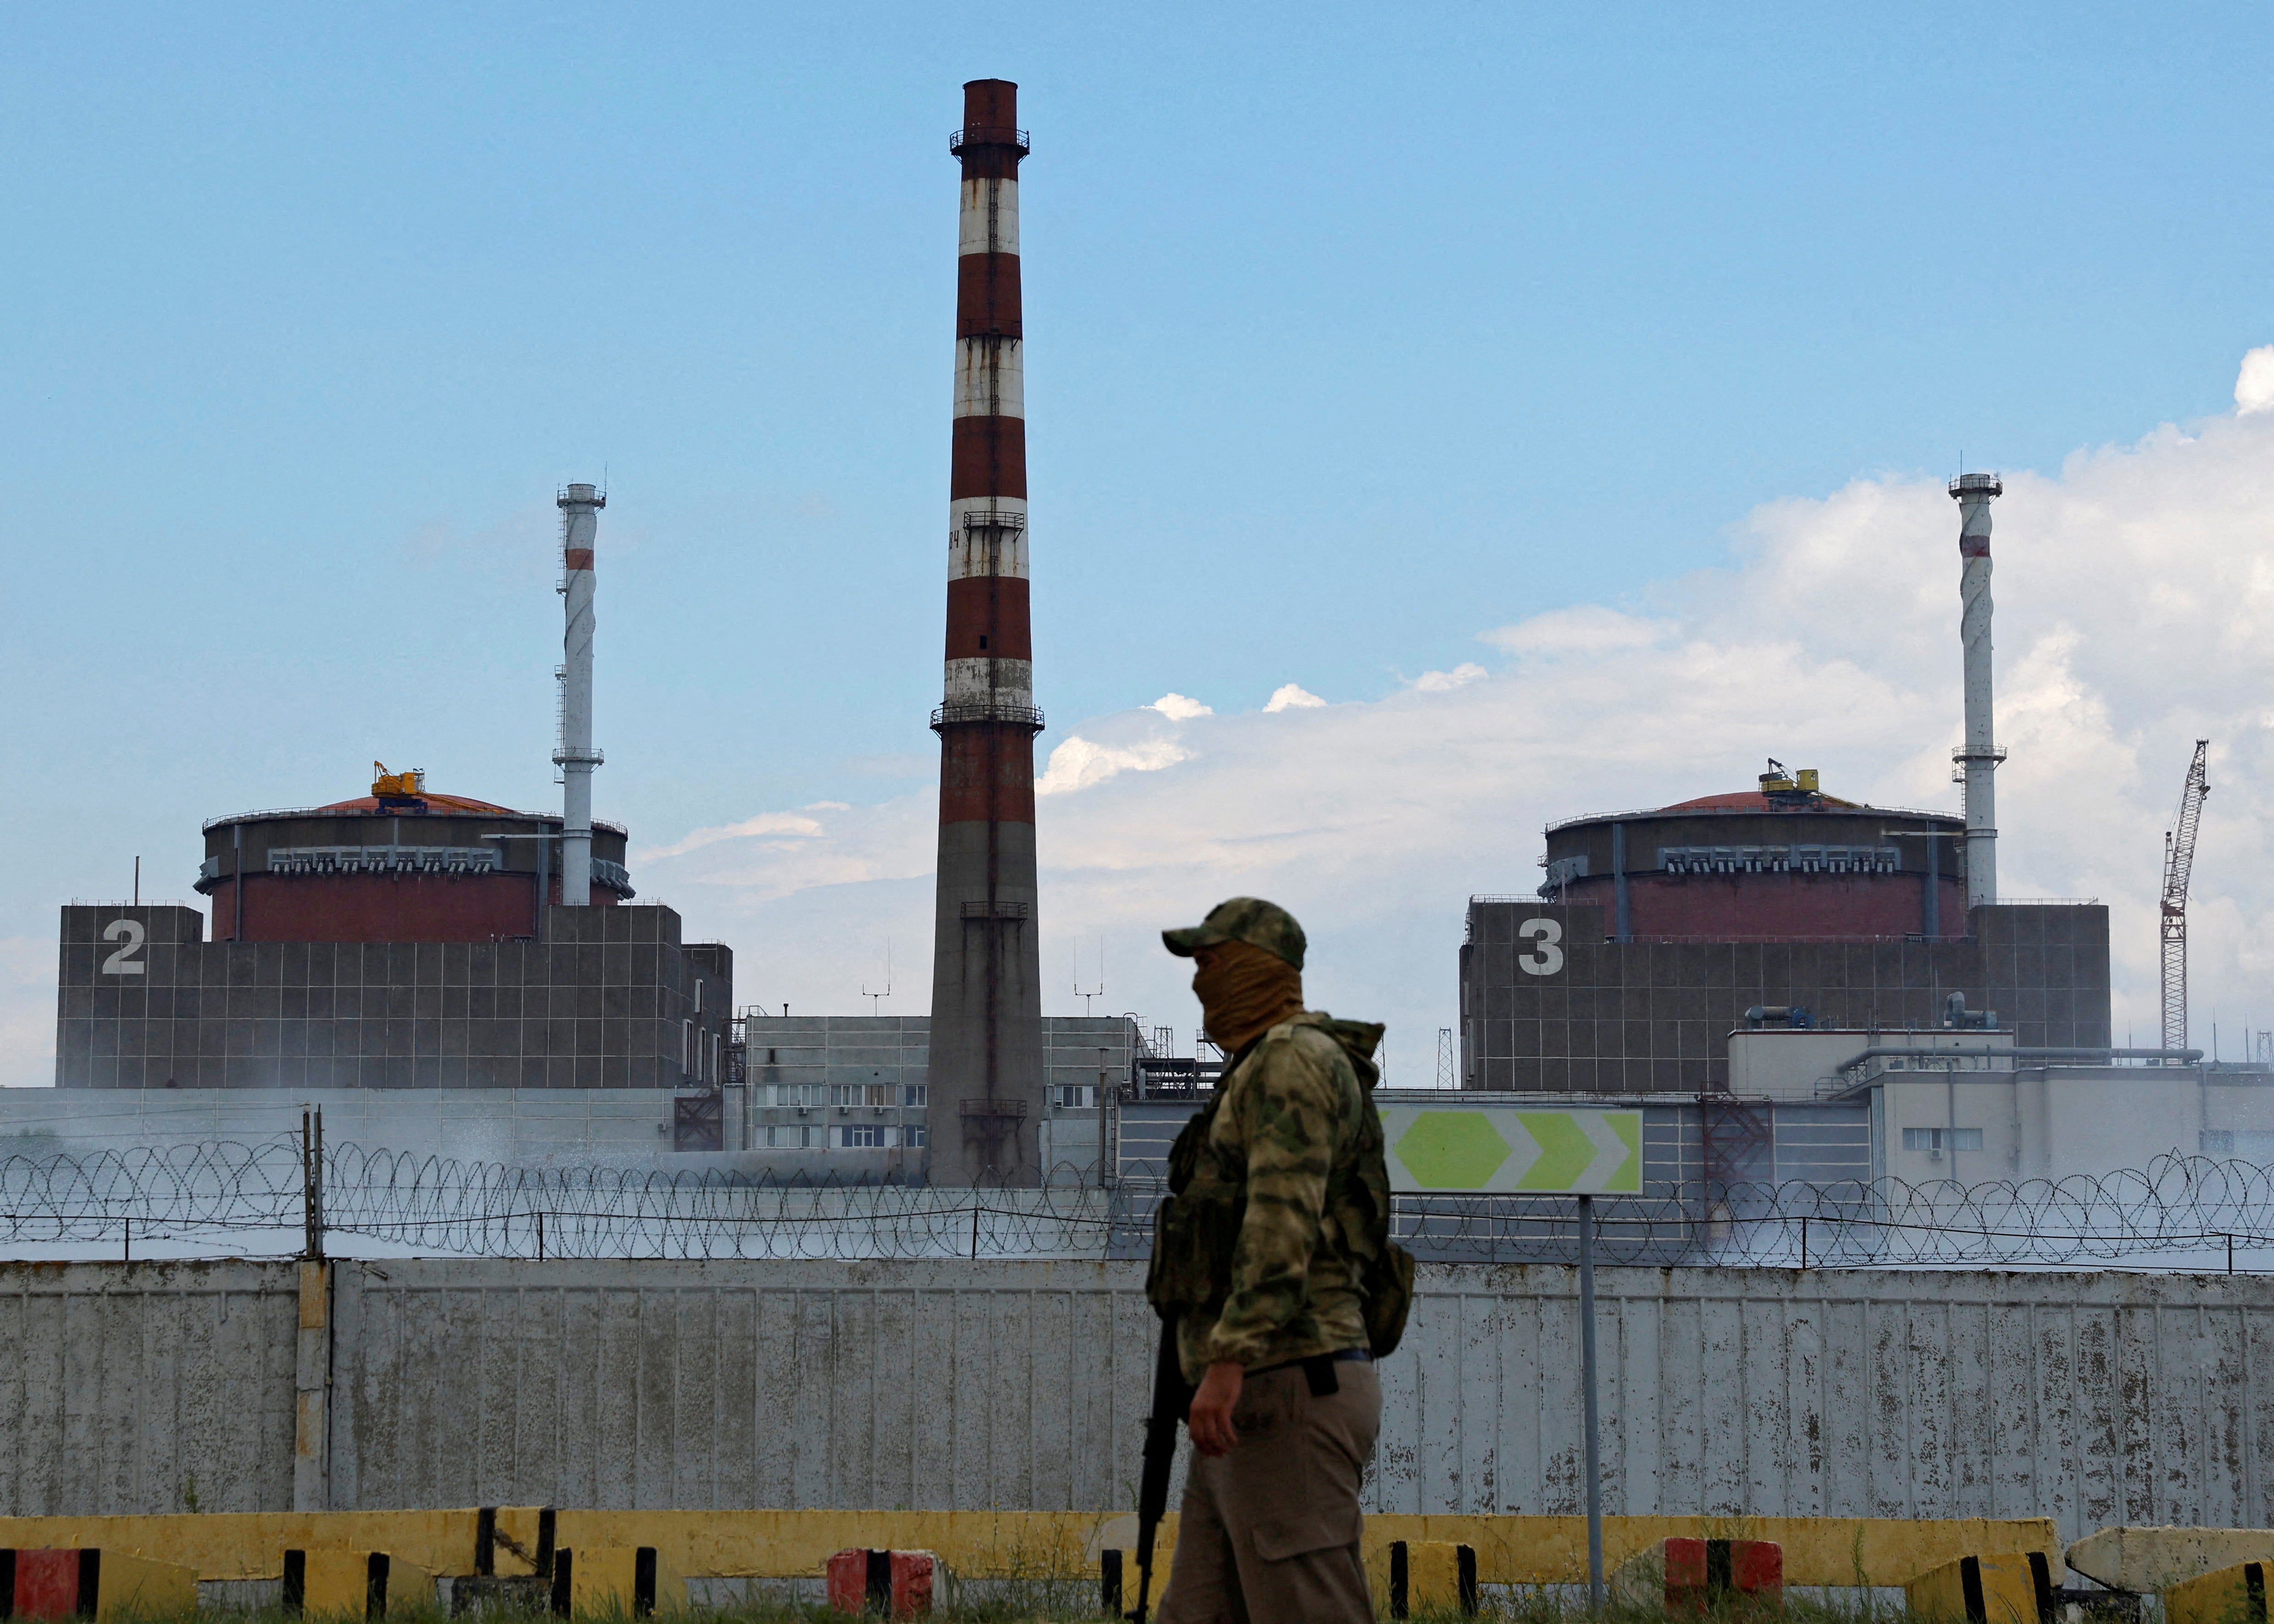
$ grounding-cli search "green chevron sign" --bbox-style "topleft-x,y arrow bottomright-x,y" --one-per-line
1378,1105 -> 1643,1194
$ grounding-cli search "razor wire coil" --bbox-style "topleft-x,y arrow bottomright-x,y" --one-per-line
9,1140 -> 2274,1268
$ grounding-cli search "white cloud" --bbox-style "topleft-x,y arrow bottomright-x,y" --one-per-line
1148,693 -> 1214,721
1485,605 -> 1671,658
1264,684 -> 1327,712
1036,734 -> 1191,796
644,363 -> 2274,1079
1411,663 -> 1487,692
2237,345 -> 2274,415
637,809 -> 828,862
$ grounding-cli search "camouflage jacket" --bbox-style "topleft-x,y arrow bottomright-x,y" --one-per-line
1149,1011 -> 1390,1383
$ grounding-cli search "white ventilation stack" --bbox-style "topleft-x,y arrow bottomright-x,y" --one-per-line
555,483 -> 605,907
1948,472 -> 2003,909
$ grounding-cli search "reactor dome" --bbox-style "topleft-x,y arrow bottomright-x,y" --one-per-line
1538,762 -> 1965,940
195,765 -> 633,943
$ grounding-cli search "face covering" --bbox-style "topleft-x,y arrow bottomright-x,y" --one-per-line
1193,940 -> 1305,1053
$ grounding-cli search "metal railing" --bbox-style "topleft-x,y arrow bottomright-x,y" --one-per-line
1539,804 -> 1962,836
948,126 -> 1031,155
930,701 -> 1046,731
201,806 -> 630,835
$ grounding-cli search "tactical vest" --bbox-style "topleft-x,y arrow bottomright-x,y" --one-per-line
1143,1032 -> 1415,1358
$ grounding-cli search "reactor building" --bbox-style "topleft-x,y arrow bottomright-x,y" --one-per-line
54,483 -> 737,1108
1459,472 -> 2115,1096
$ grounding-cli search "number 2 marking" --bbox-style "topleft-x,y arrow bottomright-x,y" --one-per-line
101,918 -> 147,975
1518,918 -> 1565,977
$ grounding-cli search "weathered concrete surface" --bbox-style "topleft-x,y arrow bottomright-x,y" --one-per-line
330,1257 -> 1143,1515
2067,1526 -> 2274,1591
0,1260 -> 297,1515
7,1259 -> 2274,1543
1393,1265 -> 2274,1539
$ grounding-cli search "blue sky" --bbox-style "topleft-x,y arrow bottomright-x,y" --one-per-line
6,4 -> 2273,1074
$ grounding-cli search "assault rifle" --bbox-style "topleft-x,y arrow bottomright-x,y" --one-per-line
1127,1308 -> 1194,1624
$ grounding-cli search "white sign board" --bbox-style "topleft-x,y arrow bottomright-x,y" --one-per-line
1378,1105 -> 1643,1195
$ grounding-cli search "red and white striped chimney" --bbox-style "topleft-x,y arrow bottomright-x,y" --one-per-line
925,79 -> 1045,1186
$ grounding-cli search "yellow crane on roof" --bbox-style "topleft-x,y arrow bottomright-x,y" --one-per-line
371,762 -> 426,798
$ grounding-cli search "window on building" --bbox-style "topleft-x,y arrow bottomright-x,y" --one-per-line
1902,1127 -> 1982,1152
905,1124 -> 928,1148
836,1124 -> 886,1149
694,979 -> 705,1015
682,1020 -> 693,1078
901,1083 -> 928,1107
764,1125 -> 818,1149
711,1033 -> 722,1086
1054,1085 -> 1100,1109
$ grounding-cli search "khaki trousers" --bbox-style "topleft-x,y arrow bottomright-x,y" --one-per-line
1157,1359 -> 1381,1624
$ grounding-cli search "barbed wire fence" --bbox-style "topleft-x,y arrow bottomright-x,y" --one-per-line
0,1135 -> 1116,1262
10,1130 -> 2274,1270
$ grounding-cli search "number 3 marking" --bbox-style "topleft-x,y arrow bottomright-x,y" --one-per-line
101,918 -> 147,975
1518,917 -> 1564,977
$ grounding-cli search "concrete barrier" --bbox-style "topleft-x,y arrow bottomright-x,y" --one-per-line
1613,1537 -> 1782,1613
556,1546 -> 684,1619
284,1549 -> 435,1619
0,1508 -> 2062,1589
1385,1540 -> 1475,1618
2070,1528 -> 2274,1593
826,1549 -> 944,1618
2165,1560 -> 2269,1624
1,1549 -> 198,1622
1905,1551 -> 2052,1624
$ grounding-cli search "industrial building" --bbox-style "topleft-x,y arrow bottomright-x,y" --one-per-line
1460,802 -> 2111,1093
56,775 -> 731,1092
1730,1024 -> 2274,1185
54,481 -> 738,1113
1461,470 -> 2124,1099
738,1013 -> 1139,1178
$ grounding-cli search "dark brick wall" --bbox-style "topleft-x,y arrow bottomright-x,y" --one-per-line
55,903 -> 732,1090
1459,901 -> 2111,1094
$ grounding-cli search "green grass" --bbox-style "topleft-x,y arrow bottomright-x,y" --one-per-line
115,1588 -> 2011,1624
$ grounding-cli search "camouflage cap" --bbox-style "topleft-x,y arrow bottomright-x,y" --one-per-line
1161,897 -> 1307,972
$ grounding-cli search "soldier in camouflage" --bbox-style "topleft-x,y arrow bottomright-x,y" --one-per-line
1148,897 -> 1397,1624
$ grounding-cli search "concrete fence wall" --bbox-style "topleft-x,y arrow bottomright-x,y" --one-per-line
3,1257 -> 2269,1544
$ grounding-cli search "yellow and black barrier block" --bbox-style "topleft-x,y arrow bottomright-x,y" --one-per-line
2165,1560 -> 2270,1624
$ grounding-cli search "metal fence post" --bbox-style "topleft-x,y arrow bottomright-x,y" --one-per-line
301,1108 -> 326,1260
1579,1192 -> 1604,1610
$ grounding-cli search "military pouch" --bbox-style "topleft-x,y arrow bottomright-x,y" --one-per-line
1145,1101 -> 1248,1318
1145,1184 -> 1246,1319
1362,1240 -> 1417,1358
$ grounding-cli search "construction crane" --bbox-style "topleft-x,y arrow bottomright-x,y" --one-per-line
2160,739 -> 2212,1054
